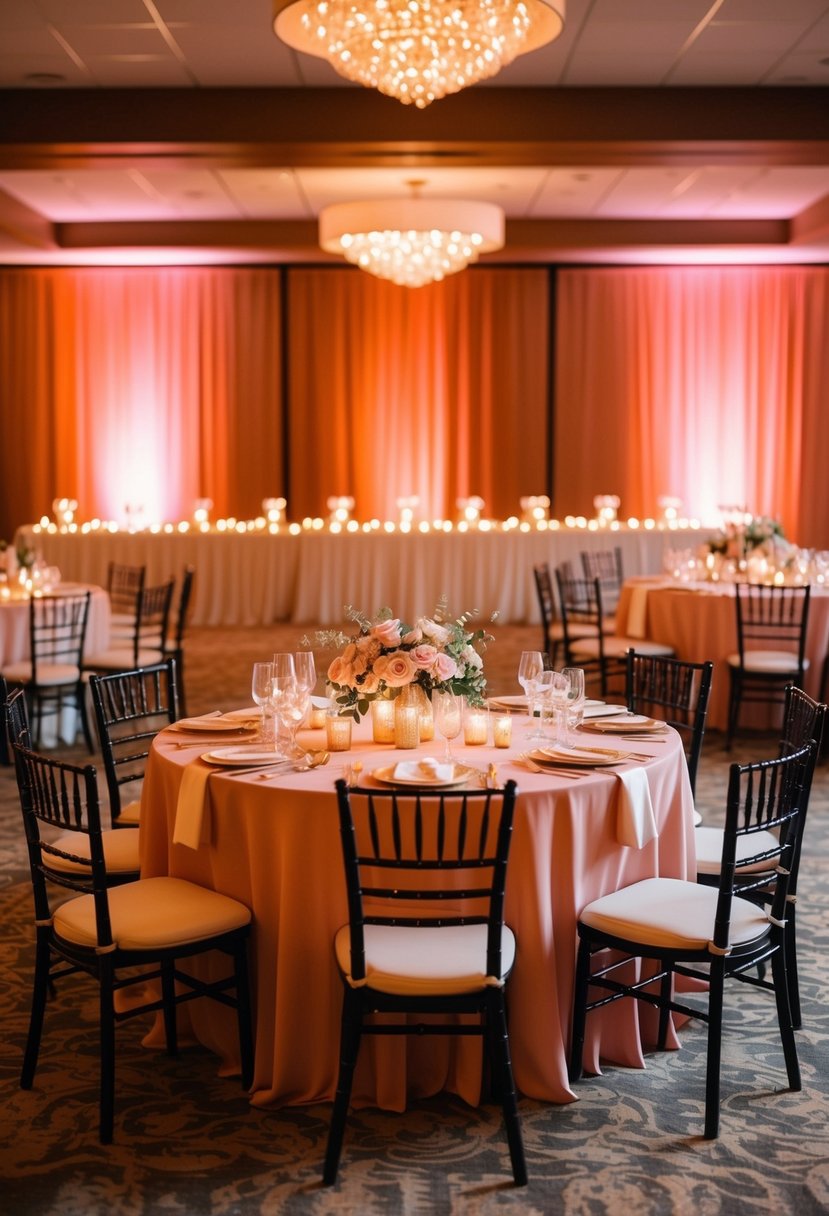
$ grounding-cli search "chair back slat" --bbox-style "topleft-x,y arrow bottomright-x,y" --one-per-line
89,660 -> 179,823
735,583 -> 811,662
30,591 -> 90,677
106,562 -> 145,617
626,651 -> 713,795
337,780 -> 517,983
713,742 -> 814,948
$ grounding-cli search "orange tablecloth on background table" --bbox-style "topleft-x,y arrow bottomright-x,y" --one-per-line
139,717 -> 696,1110
617,578 -> 829,732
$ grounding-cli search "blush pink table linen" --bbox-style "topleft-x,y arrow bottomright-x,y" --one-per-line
617,578 -> 829,732
0,582 -> 110,666
139,719 -> 697,1111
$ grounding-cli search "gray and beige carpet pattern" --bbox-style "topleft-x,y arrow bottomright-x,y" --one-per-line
1,624 -> 827,1215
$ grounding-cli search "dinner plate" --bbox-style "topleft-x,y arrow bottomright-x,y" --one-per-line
172,715 -> 251,733
487,695 -> 528,711
582,703 -> 630,720
371,763 -> 474,788
581,716 -> 666,734
221,706 -> 261,723
201,746 -> 285,767
530,746 -> 625,768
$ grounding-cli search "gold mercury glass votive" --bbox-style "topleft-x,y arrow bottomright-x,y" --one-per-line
394,704 -> 420,749
493,714 -> 512,748
371,699 -> 396,743
326,715 -> 352,752
464,706 -> 488,746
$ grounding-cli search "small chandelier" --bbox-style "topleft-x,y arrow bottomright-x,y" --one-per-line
319,193 -> 505,287
273,0 -> 565,109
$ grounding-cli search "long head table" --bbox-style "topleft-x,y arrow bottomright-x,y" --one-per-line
139,713 -> 696,1110
18,525 -> 711,628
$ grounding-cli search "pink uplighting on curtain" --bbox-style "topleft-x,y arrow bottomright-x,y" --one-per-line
554,266 -> 829,548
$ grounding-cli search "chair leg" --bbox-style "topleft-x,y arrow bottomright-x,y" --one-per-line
771,947 -> 801,1091
657,963 -> 673,1050
486,992 -> 527,1186
323,990 -> 363,1186
21,933 -> 51,1090
233,942 -> 254,1090
569,937 -> 592,1083
725,672 -> 741,751
77,682 -> 95,753
785,910 -> 801,1030
703,960 -> 725,1140
99,960 -> 116,1144
161,959 -> 179,1056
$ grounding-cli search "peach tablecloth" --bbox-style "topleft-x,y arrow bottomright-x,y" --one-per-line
616,578 -> 829,732
140,714 -> 696,1110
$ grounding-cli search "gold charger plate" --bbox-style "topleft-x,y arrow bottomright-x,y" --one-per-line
580,716 -> 666,735
530,746 -> 626,768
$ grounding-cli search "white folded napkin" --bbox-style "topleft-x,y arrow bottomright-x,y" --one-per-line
614,767 -> 657,849
394,758 -> 455,783
173,763 -> 212,849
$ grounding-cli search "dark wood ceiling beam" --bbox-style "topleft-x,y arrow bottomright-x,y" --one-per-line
55,217 -> 790,254
0,186 -> 56,251
2,87 -> 828,171
790,193 -> 829,245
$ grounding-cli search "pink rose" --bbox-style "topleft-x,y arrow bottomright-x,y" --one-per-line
371,618 -> 403,647
432,652 -> 458,682
402,627 -> 422,645
375,651 -> 417,688
411,644 -> 438,670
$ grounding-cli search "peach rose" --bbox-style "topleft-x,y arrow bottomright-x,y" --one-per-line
371,618 -> 403,647
375,651 -> 417,688
327,655 -> 356,688
402,627 -> 422,645
359,671 -> 381,696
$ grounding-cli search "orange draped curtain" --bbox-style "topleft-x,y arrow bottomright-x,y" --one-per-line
554,266 -> 829,548
0,267 -> 283,534
285,267 -> 550,521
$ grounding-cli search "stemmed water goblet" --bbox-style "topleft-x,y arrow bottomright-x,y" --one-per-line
433,690 -> 462,764
251,662 -> 274,743
561,667 -> 586,746
271,653 -> 297,756
518,650 -> 545,736
294,651 -> 317,697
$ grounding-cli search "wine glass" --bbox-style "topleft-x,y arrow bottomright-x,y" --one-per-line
537,670 -> 568,745
518,650 -> 545,732
251,662 -> 274,742
561,667 -> 586,746
271,653 -> 297,755
433,690 -> 462,763
294,650 -> 317,696
276,681 -> 312,760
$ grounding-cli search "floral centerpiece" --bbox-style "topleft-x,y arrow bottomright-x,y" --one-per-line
306,600 -> 495,720
705,514 -> 791,561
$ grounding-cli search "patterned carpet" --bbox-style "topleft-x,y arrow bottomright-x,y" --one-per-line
1,624 -> 828,1216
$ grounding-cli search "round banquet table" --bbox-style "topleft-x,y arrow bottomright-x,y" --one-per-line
616,577 -> 829,733
139,714 -> 697,1111
0,582 -> 110,666
0,583 -> 110,745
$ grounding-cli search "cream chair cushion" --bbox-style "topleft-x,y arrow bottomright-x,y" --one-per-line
83,647 -> 165,671
53,876 -> 251,951
694,825 -> 780,876
571,637 -> 673,659
2,661 -> 80,685
116,798 -> 142,826
48,827 -> 140,875
579,877 -> 770,952
726,651 -> 809,674
335,922 -> 516,996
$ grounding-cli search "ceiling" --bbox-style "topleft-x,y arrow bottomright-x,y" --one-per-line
1,0 -> 829,266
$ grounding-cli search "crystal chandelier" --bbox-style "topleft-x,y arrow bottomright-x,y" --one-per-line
273,0 -> 565,109
319,196 -> 505,287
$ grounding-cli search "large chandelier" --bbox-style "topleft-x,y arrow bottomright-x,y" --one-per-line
273,0 -> 565,109
319,196 -> 505,287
